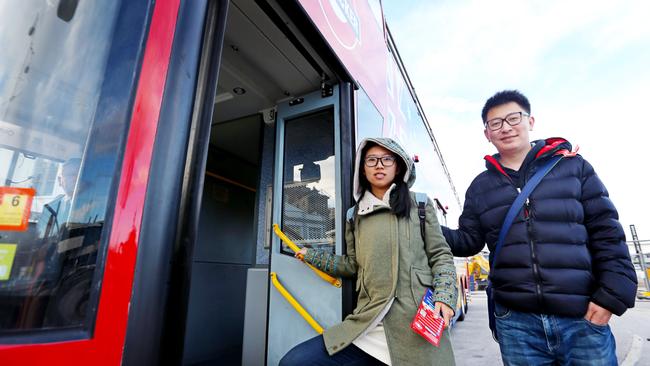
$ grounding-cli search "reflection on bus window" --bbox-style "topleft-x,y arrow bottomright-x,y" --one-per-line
0,0 -> 124,335
355,87 -> 383,143
281,110 -> 336,255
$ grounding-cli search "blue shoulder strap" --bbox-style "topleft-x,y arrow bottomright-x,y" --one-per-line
491,155 -> 564,264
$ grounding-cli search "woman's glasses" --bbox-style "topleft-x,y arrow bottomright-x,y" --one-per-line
364,155 -> 396,167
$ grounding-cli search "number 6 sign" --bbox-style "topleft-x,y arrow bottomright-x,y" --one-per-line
0,187 -> 36,231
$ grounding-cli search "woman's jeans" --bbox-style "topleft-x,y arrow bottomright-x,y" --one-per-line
279,335 -> 385,366
495,302 -> 617,366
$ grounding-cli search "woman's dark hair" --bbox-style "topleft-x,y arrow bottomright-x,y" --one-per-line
358,142 -> 411,218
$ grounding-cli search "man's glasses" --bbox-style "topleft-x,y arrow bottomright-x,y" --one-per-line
364,155 -> 396,167
484,111 -> 529,131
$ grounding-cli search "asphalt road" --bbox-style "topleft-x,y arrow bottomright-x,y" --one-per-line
450,291 -> 650,365
450,291 -> 502,365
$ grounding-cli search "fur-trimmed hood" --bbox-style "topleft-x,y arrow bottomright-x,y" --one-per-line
353,137 -> 416,201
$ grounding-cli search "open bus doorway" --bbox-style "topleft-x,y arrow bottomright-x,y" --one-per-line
182,112 -> 263,365
181,1 -> 343,365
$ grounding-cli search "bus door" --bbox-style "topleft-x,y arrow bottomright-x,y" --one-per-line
266,87 -> 344,364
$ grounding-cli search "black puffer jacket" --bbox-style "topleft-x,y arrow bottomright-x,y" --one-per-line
442,138 -> 637,317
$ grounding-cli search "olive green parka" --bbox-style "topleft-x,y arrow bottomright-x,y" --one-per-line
304,138 -> 457,365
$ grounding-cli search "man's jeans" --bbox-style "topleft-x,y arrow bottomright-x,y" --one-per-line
495,302 -> 617,366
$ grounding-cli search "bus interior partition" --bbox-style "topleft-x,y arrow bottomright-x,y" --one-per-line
182,1 -> 339,364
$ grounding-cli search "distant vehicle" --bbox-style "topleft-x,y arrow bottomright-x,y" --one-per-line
468,254 -> 490,290
452,257 -> 470,324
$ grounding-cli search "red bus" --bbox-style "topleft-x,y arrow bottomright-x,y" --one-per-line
0,0 -> 461,364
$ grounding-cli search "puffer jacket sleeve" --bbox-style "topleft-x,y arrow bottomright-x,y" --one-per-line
424,198 -> 458,311
580,158 -> 637,315
441,184 -> 486,257
303,220 -> 358,278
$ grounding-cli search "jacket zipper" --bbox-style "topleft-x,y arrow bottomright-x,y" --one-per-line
522,178 -> 544,308
493,164 -> 543,307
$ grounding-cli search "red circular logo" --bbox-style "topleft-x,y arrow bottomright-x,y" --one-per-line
319,0 -> 361,50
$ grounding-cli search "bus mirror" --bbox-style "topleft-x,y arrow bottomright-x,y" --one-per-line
57,0 -> 79,22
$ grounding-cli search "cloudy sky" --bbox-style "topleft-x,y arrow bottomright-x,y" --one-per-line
382,0 -> 650,240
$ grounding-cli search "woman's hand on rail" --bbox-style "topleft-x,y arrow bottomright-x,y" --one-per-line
295,248 -> 307,260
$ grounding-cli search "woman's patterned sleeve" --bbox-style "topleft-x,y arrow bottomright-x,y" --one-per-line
302,221 -> 358,278
425,198 -> 459,312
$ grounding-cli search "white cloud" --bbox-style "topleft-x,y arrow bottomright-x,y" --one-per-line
385,0 -> 650,237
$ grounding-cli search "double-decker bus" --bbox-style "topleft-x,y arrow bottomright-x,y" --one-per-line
0,0 -> 462,364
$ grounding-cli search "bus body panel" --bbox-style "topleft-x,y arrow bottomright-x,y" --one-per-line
298,0 -> 388,119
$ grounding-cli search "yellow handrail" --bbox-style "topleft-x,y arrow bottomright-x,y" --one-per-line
270,272 -> 323,334
272,224 -> 341,288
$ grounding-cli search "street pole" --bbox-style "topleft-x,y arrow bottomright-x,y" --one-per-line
630,224 -> 650,295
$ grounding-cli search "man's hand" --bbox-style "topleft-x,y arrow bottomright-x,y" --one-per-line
433,302 -> 454,329
584,301 -> 612,326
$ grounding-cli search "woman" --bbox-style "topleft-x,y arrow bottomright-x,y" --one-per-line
280,138 -> 457,366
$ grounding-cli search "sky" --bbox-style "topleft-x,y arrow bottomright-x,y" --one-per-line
382,0 -> 650,241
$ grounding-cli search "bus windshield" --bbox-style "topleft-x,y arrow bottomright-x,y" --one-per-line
0,0 -> 125,336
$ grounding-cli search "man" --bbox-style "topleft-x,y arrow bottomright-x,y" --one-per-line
442,90 -> 636,365
30,158 -> 81,289
37,158 -> 81,240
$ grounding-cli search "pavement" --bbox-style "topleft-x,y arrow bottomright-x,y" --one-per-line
450,291 -> 650,365
450,291 -> 502,365
611,297 -> 650,366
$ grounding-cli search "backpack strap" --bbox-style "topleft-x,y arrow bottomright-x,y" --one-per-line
346,206 -> 356,225
415,192 -> 428,241
346,205 -> 359,232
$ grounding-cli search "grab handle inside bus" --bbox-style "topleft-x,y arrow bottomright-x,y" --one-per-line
272,224 -> 342,288
270,272 -> 323,334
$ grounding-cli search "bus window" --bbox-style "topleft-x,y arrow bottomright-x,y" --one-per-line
0,0 -> 125,336
355,86 -> 383,143
281,109 -> 336,255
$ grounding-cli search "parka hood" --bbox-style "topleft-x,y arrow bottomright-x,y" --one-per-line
353,137 -> 416,201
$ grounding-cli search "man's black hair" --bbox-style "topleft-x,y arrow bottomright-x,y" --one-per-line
481,90 -> 531,123
357,142 -> 411,218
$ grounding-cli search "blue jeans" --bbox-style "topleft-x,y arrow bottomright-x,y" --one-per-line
279,335 -> 386,366
495,302 -> 617,365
